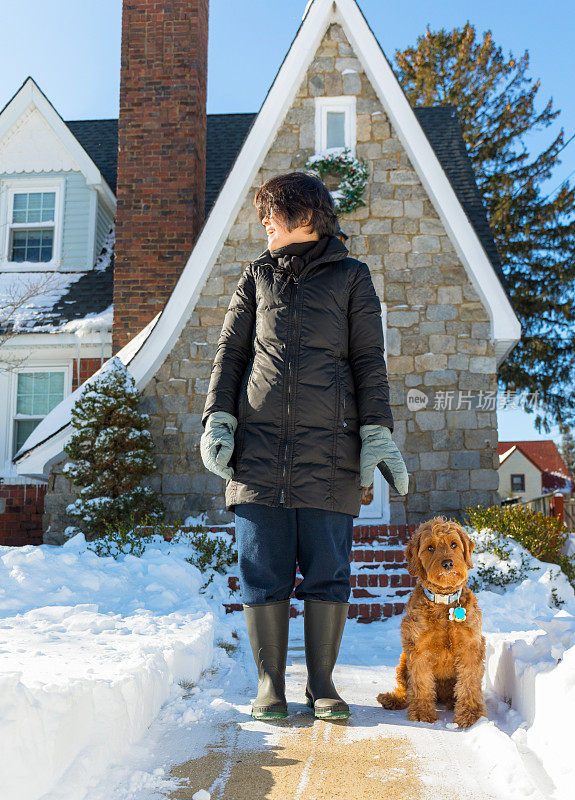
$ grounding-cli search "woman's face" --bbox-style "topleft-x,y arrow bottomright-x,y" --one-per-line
261,209 -> 319,250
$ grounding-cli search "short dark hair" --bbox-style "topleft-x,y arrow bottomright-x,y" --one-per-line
253,171 -> 338,238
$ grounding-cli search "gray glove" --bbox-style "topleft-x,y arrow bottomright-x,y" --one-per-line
200,411 -> 238,481
359,424 -> 409,494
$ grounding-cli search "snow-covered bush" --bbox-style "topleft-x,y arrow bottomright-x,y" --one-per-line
63,357 -> 164,540
173,525 -> 237,592
464,525 -> 539,593
465,503 -> 575,587
87,515 -> 157,558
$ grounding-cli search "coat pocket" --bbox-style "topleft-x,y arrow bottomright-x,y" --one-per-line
334,354 -> 347,429
342,361 -> 358,428
233,359 -> 253,469
236,357 -> 254,422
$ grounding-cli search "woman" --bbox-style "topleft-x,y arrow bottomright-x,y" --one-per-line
200,172 -> 408,720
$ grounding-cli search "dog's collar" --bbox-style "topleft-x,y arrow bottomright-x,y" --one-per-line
421,585 -> 463,605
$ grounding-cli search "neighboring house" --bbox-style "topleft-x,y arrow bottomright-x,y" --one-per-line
498,440 -> 575,502
10,0 -> 521,544
0,82 -> 116,544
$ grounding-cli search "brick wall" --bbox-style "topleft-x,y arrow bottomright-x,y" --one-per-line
0,483 -> 47,546
72,357 -> 104,390
113,0 -> 209,351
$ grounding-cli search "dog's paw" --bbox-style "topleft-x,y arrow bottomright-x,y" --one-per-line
377,691 -> 407,710
453,704 -> 488,728
406,703 -> 439,724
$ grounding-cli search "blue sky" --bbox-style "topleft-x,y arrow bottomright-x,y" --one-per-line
2,0 -> 572,447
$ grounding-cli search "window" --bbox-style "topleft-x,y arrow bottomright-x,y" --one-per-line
10,192 -> 56,262
13,371 -> 66,455
0,178 -> 64,269
314,96 -> 356,156
511,474 -> 525,492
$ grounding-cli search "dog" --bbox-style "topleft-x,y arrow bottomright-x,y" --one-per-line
377,515 -> 488,728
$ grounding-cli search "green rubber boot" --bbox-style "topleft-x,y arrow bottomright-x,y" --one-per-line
243,598 -> 290,720
304,599 -> 351,720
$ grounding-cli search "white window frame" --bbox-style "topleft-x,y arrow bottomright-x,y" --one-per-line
9,365 -> 72,459
358,301 -> 391,524
314,96 -> 357,156
0,177 -> 65,271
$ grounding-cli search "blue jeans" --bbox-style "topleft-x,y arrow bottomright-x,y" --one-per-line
234,502 -> 354,605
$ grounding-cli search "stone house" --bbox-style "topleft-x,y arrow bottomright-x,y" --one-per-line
13,0 -> 521,542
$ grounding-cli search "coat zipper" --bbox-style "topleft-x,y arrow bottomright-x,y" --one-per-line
275,251 -> 344,505
279,273 -> 299,503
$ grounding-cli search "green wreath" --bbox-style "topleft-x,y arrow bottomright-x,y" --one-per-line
305,147 -> 368,214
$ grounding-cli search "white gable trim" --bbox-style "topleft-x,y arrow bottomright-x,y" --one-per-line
332,0 -> 519,350
498,445 -> 517,465
0,77 -> 116,211
16,0 -> 520,477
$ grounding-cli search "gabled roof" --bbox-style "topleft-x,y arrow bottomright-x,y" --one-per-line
498,440 -> 574,483
16,0 -> 521,476
64,113 -> 259,221
21,106 -> 510,333
0,77 -> 116,209
65,108 -> 510,295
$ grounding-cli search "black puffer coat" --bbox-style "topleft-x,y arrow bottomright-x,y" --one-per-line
201,233 -> 394,518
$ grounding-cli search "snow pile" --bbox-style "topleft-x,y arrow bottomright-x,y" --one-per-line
60,304 -> 113,336
464,526 -> 575,799
0,531 -> 232,800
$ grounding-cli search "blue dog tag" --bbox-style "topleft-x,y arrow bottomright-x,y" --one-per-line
449,606 -> 466,622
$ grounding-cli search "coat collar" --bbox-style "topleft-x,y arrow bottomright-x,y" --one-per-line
421,585 -> 463,605
252,233 -> 349,279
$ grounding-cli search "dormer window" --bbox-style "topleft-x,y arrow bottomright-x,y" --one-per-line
314,96 -> 356,156
11,191 -> 55,262
0,178 -> 64,270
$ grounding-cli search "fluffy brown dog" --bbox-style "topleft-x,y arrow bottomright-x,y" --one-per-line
377,516 -> 488,728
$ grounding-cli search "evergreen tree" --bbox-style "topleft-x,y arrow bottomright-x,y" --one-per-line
560,425 -> 575,484
63,356 -> 164,539
393,22 -> 575,430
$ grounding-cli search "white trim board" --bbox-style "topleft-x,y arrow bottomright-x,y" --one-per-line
16,0 -> 520,478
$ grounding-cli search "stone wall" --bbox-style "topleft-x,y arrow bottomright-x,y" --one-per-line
41,22 -> 500,540
141,21 -> 500,528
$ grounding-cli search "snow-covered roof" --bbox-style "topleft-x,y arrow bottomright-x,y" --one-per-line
0,227 -> 114,334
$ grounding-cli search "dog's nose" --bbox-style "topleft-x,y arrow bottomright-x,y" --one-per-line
441,559 -> 453,569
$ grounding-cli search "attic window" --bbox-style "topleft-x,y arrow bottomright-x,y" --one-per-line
0,178 -> 64,270
314,96 -> 356,156
11,192 -> 55,262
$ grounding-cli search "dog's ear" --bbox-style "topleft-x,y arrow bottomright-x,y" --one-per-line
404,532 -> 424,579
457,529 -> 475,569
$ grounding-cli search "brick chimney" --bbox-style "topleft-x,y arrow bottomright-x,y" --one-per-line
113,0 -> 209,351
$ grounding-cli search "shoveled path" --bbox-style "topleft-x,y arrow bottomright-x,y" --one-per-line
165,618 -> 545,800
